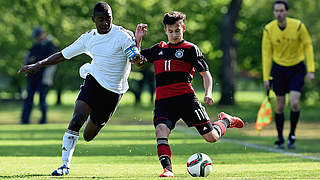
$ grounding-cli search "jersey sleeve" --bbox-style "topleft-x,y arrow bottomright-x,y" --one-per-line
140,44 -> 159,63
190,45 -> 208,72
120,29 -> 137,54
61,33 -> 87,59
262,26 -> 273,81
299,23 -> 315,72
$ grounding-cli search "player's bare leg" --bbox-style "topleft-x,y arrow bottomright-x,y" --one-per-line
275,96 -> 285,149
83,117 -> 103,141
52,100 -> 92,176
288,91 -> 301,149
156,123 -> 174,177
202,130 -> 220,143
202,112 -> 244,143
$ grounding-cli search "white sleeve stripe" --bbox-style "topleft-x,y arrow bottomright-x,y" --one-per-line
194,46 -> 202,57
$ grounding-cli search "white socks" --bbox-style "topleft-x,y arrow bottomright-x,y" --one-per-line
61,129 -> 79,168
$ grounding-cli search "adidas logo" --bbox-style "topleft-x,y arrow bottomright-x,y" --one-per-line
203,127 -> 207,131
62,147 -> 67,151
158,51 -> 163,55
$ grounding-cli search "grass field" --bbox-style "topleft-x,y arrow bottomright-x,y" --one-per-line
0,91 -> 319,179
0,124 -> 319,179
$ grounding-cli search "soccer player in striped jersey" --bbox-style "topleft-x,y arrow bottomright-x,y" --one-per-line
262,0 -> 315,149
18,2 -> 144,176
135,11 -> 244,177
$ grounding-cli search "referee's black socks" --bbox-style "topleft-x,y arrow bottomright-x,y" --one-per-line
275,113 -> 284,142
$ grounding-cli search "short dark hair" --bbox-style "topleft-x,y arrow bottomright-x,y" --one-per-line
273,0 -> 289,10
162,11 -> 186,26
93,1 -> 112,17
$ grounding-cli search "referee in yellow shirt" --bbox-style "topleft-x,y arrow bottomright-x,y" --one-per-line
262,0 -> 315,149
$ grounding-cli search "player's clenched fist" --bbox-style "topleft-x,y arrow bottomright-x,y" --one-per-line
204,96 -> 214,105
130,54 -> 147,67
135,24 -> 147,44
135,24 -> 147,37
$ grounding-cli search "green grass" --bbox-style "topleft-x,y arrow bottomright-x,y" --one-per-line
0,90 -> 319,179
0,124 -> 319,179
1,90 -> 319,124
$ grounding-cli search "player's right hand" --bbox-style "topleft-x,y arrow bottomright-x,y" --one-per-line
306,72 -> 315,83
130,54 -> 147,67
18,63 -> 41,75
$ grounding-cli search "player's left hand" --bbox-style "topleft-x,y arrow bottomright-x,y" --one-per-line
135,24 -> 148,43
204,96 -> 214,105
130,54 -> 147,67
135,24 -> 147,37
306,72 -> 315,83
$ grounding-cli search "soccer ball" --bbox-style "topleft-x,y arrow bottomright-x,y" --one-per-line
186,153 -> 213,177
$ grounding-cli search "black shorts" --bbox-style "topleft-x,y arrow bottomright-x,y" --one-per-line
271,62 -> 306,96
153,93 -> 213,135
77,74 -> 122,127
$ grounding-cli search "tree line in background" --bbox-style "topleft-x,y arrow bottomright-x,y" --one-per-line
0,0 -> 319,105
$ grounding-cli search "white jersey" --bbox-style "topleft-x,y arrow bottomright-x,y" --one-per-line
61,24 -> 136,94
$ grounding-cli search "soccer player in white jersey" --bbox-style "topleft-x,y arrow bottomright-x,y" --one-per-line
18,2 -> 144,176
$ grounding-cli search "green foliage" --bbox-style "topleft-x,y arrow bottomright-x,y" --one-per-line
0,0 -> 228,95
236,0 -> 320,98
0,0 -> 319,100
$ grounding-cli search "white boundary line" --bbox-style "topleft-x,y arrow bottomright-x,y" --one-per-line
176,127 -> 320,161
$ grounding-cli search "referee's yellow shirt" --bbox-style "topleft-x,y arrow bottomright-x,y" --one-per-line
262,17 -> 315,81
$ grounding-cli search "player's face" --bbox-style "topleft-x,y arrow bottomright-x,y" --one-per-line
273,4 -> 288,23
92,11 -> 112,34
36,32 -> 46,42
164,21 -> 185,44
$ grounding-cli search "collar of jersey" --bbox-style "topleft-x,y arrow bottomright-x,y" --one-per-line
168,40 -> 184,46
96,25 -> 114,36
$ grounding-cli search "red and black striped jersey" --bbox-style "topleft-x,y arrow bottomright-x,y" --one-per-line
141,40 -> 208,101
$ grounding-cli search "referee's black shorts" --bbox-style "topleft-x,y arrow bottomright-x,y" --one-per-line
271,61 -> 306,96
77,74 -> 122,127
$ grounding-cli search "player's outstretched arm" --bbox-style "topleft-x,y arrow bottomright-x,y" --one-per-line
199,71 -> 214,105
18,52 -> 67,74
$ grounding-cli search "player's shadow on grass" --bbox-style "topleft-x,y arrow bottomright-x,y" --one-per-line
0,129 -> 157,141
0,175 -> 116,179
0,174 -> 48,179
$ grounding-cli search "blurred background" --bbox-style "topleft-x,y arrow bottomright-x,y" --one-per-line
0,0 -> 319,124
